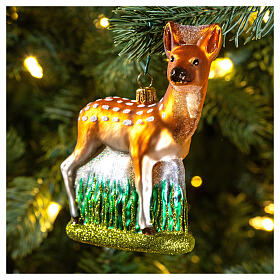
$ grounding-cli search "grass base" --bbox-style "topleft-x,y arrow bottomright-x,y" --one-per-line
66,222 -> 195,255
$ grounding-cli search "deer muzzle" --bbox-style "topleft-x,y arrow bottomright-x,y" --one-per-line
170,67 -> 195,84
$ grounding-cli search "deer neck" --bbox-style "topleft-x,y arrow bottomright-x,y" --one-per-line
161,83 -> 207,143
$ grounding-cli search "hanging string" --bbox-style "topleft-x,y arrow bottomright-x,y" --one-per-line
144,21 -> 153,75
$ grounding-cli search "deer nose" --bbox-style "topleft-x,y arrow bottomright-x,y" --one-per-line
170,67 -> 194,83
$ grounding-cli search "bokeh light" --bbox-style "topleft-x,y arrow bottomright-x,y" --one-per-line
209,58 -> 233,79
249,216 -> 274,231
100,17 -> 109,28
24,56 -> 43,79
191,176 -> 203,188
264,203 -> 274,214
47,202 -> 61,223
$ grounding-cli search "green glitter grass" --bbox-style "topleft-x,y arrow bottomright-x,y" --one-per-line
66,223 -> 195,255
75,174 -> 188,233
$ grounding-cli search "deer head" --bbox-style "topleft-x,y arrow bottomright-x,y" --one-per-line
164,21 -> 222,92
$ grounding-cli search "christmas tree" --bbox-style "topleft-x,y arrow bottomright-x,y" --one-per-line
6,6 -> 273,273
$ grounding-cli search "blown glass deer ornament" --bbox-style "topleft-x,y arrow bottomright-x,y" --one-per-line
61,21 -> 222,254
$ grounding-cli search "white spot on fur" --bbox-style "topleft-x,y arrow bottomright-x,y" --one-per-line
126,102 -> 133,106
136,111 -> 143,115
102,116 -> 109,121
85,106 -> 90,111
123,119 -> 132,126
123,109 -> 131,114
146,116 -> 154,122
92,104 -> 99,108
105,98 -> 113,101
131,100 -> 137,102
112,117 -> 119,122
162,112 -> 166,118
117,100 -> 123,103
102,105 -> 110,110
137,104 -> 145,108
122,98 -> 129,100
148,103 -> 156,107
113,107 -> 120,112
90,116 -> 98,122
82,116 -> 88,121
147,109 -> 153,113
78,117 -> 80,121
136,119 -> 143,124
96,99 -> 102,101
159,104 -> 163,111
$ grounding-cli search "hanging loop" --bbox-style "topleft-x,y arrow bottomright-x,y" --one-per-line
137,72 -> 153,88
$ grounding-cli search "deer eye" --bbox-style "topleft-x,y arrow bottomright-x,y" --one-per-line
170,56 -> 175,62
193,58 -> 199,66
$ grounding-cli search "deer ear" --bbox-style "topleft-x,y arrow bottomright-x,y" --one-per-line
197,24 -> 222,61
164,21 -> 180,58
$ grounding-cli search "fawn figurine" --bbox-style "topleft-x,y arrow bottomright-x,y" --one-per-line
61,21 -> 222,235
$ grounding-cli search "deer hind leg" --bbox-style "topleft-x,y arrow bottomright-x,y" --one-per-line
60,127 -> 104,220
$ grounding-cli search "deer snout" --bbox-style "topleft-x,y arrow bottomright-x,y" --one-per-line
170,67 -> 195,83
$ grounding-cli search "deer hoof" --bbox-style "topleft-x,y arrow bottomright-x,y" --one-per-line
71,216 -> 83,225
142,227 -> 157,235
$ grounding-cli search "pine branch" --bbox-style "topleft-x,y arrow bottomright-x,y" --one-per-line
110,6 -> 274,61
7,128 -> 25,172
203,78 -> 273,154
224,257 -> 273,273
7,177 -> 55,259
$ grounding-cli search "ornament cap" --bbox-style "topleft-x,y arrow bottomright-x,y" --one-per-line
136,87 -> 157,104
136,72 -> 157,104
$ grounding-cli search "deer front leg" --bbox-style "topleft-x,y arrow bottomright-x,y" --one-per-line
140,155 -> 157,235
131,153 -> 154,234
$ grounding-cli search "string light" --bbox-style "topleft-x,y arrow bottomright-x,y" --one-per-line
47,202 -> 61,223
191,255 -> 200,263
94,15 -> 110,29
100,17 -> 109,28
260,6 -> 270,23
209,58 -> 233,79
249,216 -> 274,231
37,178 -> 43,184
24,56 -> 43,79
191,176 -> 202,188
264,202 -> 274,214
263,11 -> 270,23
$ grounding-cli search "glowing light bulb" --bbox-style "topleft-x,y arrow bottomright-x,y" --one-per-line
249,216 -> 274,231
209,58 -> 233,79
260,7 -> 270,23
24,56 -> 43,79
262,218 -> 274,231
191,176 -> 202,188
264,203 -> 274,214
100,17 -> 109,28
47,202 -> 61,222
263,11 -> 270,23
190,255 -> 200,263
37,178 -> 43,184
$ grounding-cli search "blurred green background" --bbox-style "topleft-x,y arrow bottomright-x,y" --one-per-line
6,6 -> 273,273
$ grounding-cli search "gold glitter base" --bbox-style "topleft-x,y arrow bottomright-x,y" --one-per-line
66,222 -> 195,255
